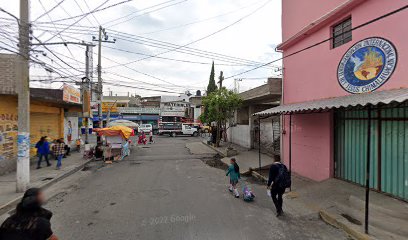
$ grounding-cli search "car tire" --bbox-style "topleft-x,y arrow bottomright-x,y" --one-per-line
171,132 -> 176,137
193,132 -> 198,137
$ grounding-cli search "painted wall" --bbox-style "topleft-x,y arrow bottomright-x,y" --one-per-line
282,113 -> 333,181
0,95 -> 64,175
282,0 -> 346,42
228,125 -> 251,149
64,117 -> 79,146
282,0 -> 408,104
280,0 -> 407,181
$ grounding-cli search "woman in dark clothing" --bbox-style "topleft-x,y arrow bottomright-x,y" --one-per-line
0,188 -> 58,240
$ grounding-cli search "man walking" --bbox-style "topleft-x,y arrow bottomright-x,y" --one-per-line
267,155 -> 291,217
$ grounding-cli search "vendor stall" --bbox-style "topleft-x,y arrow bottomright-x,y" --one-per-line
94,126 -> 134,161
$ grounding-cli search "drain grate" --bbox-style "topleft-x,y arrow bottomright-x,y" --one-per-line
42,177 -> 54,181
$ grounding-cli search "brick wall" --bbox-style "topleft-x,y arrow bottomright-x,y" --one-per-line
0,54 -> 18,94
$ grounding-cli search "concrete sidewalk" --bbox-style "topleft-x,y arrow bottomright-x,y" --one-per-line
202,140 -> 274,174
255,173 -> 408,240
0,151 -> 92,215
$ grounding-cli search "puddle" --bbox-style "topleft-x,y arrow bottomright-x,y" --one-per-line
42,177 -> 54,181
341,213 -> 362,225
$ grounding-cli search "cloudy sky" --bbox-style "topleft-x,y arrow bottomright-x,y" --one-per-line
1,0 -> 282,96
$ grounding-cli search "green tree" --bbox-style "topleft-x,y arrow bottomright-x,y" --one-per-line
200,88 -> 242,147
206,61 -> 217,94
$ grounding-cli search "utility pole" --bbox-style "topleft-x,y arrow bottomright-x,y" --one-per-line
83,44 -> 94,144
218,71 -> 224,89
94,26 -> 116,142
234,78 -> 242,93
215,71 -> 224,147
16,0 -> 30,192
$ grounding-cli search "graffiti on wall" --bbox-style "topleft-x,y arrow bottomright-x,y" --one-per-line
0,113 -> 18,162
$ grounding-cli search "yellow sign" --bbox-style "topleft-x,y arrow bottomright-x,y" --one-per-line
63,84 -> 81,104
102,102 -> 118,113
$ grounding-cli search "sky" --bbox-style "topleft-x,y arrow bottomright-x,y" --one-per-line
0,0 -> 282,97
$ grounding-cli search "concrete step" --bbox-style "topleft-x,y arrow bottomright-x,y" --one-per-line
334,196 -> 408,240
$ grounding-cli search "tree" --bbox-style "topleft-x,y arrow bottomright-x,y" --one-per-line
206,61 -> 217,94
200,88 -> 242,147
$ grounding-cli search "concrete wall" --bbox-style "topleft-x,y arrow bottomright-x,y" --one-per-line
228,125 -> 251,149
0,54 -> 18,94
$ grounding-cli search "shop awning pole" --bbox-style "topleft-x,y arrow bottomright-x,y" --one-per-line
258,116 -> 262,174
289,113 -> 292,192
365,106 -> 372,234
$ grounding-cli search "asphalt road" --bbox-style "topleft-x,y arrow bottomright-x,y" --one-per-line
43,136 -> 348,240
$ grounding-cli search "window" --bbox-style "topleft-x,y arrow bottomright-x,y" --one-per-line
332,17 -> 352,48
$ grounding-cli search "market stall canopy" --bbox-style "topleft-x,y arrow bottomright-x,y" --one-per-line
254,88 -> 408,116
94,126 -> 135,139
107,119 -> 139,128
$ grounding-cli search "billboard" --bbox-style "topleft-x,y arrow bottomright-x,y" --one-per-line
62,84 -> 81,104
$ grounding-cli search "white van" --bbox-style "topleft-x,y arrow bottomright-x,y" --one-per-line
139,124 -> 153,133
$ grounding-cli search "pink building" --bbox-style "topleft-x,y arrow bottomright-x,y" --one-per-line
256,0 -> 408,200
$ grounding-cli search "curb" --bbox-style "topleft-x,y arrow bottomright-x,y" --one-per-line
0,159 -> 93,216
201,141 -> 227,157
319,210 -> 371,240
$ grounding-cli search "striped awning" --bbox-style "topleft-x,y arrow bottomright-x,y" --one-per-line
254,88 -> 408,116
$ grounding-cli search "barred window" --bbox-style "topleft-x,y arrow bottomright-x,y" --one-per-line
332,17 -> 352,48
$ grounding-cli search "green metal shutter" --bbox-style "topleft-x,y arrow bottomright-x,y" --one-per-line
335,106 -> 408,200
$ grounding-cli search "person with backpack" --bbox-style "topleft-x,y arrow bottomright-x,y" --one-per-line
0,188 -> 59,240
226,158 -> 240,198
267,155 -> 291,217
35,136 -> 51,169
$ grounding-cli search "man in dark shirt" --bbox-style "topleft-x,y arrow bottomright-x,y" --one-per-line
267,155 -> 286,217
0,188 -> 58,240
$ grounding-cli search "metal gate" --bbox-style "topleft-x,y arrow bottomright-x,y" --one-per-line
335,105 -> 408,200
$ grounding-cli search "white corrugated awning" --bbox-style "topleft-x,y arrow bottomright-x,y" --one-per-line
254,88 -> 408,116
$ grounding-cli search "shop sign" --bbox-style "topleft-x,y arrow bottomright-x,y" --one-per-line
337,37 -> 397,94
62,84 -> 81,103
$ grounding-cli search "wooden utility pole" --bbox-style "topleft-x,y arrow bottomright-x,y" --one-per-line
16,0 -> 30,192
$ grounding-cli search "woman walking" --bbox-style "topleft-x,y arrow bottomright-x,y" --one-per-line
35,136 -> 51,169
0,188 -> 58,240
226,158 -> 240,198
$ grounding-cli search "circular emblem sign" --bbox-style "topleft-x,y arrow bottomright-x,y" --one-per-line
337,37 -> 397,94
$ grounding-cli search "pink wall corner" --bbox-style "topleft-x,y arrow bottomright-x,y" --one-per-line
282,112 -> 333,181
282,0 -> 408,104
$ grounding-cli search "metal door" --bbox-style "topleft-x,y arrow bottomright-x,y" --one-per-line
335,106 -> 408,200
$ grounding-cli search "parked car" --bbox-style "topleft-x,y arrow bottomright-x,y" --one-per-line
139,124 -> 153,133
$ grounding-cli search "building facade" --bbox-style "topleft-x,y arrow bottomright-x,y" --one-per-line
259,0 -> 408,200
0,89 -> 81,175
229,78 -> 281,150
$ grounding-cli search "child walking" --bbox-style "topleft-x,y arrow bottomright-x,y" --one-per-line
226,158 -> 240,198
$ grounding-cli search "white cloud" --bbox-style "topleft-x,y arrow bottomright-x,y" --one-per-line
0,0 -> 282,96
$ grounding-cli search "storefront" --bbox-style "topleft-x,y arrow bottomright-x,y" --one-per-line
255,0 -> 408,202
